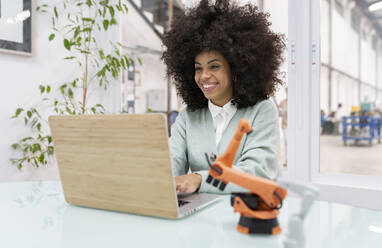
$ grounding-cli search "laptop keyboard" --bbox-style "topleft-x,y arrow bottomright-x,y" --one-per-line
178,199 -> 190,207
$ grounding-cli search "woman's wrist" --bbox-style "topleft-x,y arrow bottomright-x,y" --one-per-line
193,173 -> 202,192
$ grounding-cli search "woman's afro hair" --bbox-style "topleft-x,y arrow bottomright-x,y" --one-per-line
161,0 -> 285,111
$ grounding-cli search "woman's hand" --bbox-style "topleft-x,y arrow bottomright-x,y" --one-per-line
175,173 -> 202,193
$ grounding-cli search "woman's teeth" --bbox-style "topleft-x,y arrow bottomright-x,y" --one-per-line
203,84 -> 217,89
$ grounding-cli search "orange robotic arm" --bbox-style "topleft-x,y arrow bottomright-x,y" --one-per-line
205,118 -> 287,235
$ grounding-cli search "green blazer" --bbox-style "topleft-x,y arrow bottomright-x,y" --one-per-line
169,99 -> 280,193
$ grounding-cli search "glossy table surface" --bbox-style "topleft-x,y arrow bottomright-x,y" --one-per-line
1,181 -> 382,248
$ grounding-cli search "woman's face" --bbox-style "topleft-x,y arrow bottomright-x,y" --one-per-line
194,51 -> 233,107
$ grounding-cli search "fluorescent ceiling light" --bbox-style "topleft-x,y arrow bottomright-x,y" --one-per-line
369,1 -> 382,12
369,225 -> 382,234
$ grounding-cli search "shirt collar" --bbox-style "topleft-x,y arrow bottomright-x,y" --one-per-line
208,100 -> 237,118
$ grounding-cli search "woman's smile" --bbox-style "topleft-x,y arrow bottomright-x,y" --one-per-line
201,82 -> 219,92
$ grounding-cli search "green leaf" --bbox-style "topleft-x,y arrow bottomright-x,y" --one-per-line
99,49 -> 105,59
64,39 -> 71,50
39,85 -> 45,94
74,26 -> 81,38
48,136 -> 52,143
82,27 -> 92,33
109,6 -> 115,17
100,0 -> 109,6
138,57 -> 142,65
123,4 -> 128,13
68,88 -> 74,98
24,117 -> 28,125
103,19 -> 109,30
33,158 -> 39,168
47,146 -> 54,155
37,123 -> 41,132
112,57 -> 120,67
54,100 -> 58,106
12,108 -> 24,118
60,84 -> 67,95
72,80 -> 77,87
124,57 -> 130,67
21,137 -> 33,142
47,85 -> 51,93
39,153 -> 45,163
65,106 -> 73,114
111,68 -> 117,78
54,7 -> 58,18
11,143 -> 19,150
95,104 -> 105,110
31,118 -> 38,127
86,0 -> 92,6
49,33 -> 55,41
27,111 -> 32,118
80,50 -> 90,54
64,56 -> 75,60
110,18 -> 117,25
82,17 -> 95,23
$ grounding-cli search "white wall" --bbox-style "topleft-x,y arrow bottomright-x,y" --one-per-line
0,1 -> 74,181
361,37 -> 375,86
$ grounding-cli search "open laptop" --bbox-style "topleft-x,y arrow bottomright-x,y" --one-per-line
49,114 -> 220,219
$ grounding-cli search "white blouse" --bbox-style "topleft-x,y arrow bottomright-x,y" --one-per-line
208,100 -> 237,146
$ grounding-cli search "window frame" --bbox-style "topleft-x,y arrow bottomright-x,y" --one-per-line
284,0 -> 382,210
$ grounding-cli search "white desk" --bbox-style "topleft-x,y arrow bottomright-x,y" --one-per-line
1,181 -> 382,248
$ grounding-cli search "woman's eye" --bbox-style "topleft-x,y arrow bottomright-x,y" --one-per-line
195,67 -> 201,71
210,65 -> 220,70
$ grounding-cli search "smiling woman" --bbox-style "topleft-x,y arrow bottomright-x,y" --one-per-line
161,0 -> 285,194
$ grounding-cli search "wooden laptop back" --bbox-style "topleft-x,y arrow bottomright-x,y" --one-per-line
49,114 -> 178,219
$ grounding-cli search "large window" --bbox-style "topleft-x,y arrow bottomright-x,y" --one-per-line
320,0 -> 382,179
287,0 -> 382,210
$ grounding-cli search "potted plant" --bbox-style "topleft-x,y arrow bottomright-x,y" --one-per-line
10,0 -> 139,169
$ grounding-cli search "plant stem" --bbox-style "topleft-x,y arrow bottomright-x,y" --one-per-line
83,53 -> 88,114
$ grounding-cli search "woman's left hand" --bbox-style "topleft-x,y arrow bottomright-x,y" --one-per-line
175,174 -> 202,193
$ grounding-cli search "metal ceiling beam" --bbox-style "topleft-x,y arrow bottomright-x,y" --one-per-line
366,0 -> 382,7
128,0 -> 163,39
355,0 -> 382,37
